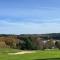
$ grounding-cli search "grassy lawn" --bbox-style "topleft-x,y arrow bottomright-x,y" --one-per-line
0,48 -> 60,60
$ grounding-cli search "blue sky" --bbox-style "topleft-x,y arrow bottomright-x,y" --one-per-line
0,0 -> 60,34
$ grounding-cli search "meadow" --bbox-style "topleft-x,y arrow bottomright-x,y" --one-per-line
0,48 -> 60,60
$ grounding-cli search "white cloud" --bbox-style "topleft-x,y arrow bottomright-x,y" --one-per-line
0,20 -> 60,34
0,7 -> 60,34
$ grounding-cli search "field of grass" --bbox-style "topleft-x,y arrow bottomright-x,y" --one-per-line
0,48 -> 60,60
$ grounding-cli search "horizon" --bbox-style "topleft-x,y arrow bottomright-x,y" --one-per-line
0,32 -> 60,35
0,0 -> 60,34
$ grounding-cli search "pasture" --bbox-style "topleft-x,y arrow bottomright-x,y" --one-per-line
0,48 -> 60,60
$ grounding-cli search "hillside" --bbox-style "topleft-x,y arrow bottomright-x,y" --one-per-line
0,33 -> 60,50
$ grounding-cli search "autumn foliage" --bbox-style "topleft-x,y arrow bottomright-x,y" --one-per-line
0,34 -> 60,50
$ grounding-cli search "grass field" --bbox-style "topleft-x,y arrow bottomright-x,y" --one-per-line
0,48 -> 60,60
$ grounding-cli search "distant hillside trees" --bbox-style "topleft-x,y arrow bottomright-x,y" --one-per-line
0,34 -> 60,50
16,37 -> 38,50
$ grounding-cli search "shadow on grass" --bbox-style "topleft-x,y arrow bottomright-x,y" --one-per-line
35,58 -> 60,60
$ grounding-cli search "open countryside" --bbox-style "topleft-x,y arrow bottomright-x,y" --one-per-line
0,0 -> 60,60
0,34 -> 60,60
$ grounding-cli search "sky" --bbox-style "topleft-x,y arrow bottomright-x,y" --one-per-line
0,0 -> 60,34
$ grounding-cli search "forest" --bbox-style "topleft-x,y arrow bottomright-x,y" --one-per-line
0,33 -> 60,50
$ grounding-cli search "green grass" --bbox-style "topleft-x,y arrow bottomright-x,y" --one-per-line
0,48 -> 20,53
0,48 -> 60,60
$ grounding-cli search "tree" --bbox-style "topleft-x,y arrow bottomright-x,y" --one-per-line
55,41 -> 60,49
46,39 -> 55,49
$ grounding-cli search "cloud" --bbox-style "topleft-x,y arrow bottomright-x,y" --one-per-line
0,7 -> 60,24
0,0 -> 60,34
0,16 -> 60,24
0,20 -> 60,34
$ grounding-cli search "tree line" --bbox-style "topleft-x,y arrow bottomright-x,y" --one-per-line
0,34 -> 60,50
